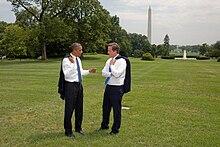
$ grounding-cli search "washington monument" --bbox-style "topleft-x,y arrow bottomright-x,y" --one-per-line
147,6 -> 152,44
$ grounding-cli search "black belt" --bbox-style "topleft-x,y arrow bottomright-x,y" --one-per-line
107,84 -> 123,87
65,81 -> 81,85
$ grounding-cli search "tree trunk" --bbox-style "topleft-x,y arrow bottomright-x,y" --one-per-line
39,21 -> 47,60
41,41 -> 47,60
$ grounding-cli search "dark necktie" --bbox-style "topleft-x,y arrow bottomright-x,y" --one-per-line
76,57 -> 82,82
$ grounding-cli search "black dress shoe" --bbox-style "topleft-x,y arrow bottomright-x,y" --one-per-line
109,131 -> 119,135
75,130 -> 85,135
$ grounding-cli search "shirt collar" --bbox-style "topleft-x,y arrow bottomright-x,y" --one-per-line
70,53 -> 76,58
113,54 -> 119,60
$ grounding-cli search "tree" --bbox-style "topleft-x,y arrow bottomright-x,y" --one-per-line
199,43 -> 209,56
8,0 -> 75,60
179,45 -> 200,53
157,44 -> 166,56
0,21 -> 8,61
163,34 -> 170,56
15,8 -> 38,28
133,49 -> 144,58
25,27 -> 41,58
64,0 -> 111,54
117,29 -> 132,56
164,34 -> 170,45
44,18 -> 71,57
108,15 -> 132,56
214,41 -> 220,50
208,41 -> 220,58
151,44 -> 157,58
1,25 -> 27,59
0,21 -> 8,38
129,33 -> 151,55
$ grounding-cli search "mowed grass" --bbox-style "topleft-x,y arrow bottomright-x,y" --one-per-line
0,55 -> 219,146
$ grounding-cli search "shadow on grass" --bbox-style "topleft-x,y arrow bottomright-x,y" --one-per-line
28,129 -> 110,143
28,131 -> 65,143
0,56 -> 101,65
0,58 -> 62,66
84,129 -> 110,138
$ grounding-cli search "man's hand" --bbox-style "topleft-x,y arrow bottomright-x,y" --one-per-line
89,68 -> 96,73
110,58 -> 116,65
69,57 -> 74,63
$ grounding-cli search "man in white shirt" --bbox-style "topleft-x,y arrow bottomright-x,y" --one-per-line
62,42 -> 96,138
98,42 -> 127,135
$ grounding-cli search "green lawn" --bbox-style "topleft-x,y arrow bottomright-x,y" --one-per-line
0,55 -> 219,146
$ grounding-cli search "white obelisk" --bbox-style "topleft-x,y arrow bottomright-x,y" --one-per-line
183,50 -> 187,59
147,6 -> 152,44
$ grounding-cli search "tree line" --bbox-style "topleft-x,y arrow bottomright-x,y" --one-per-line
0,0 -> 219,60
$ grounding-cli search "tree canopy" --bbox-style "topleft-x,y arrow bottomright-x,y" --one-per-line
7,0 -> 76,59
1,1 -> 219,60
1,25 -> 27,59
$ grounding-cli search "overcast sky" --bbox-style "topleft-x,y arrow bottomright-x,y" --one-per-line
1,0 -> 220,45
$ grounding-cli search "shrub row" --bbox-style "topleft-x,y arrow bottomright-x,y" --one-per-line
175,55 -> 198,58
161,56 -> 211,60
196,57 -> 210,60
161,56 -> 175,59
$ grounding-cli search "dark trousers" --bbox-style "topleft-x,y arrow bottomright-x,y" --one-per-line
64,82 -> 83,134
101,85 -> 124,133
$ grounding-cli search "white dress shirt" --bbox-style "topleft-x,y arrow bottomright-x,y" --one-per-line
62,54 -> 90,82
102,54 -> 127,86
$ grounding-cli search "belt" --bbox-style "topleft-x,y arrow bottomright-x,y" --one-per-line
65,81 -> 81,85
107,84 -> 123,87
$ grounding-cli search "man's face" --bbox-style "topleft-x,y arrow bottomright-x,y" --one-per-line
107,46 -> 117,58
73,46 -> 83,57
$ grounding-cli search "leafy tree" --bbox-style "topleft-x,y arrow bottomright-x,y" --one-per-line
16,12 -> 73,58
151,44 -> 157,57
109,15 -> 121,43
164,34 -> 170,45
0,21 -> 8,39
163,34 -> 170,56
0,40 -> 4,62
15,8 -> 38,28
129,33 -> 151,55
25,29 -> 38,58
44,18 -> 71,57
64,0 -> 111,54
8,0 -> 75,60
133,49 -> 144,58
117,29 -> 132,56
0,21 -> 8,61
1,25 -> 27,59
169,45 -> 177,52
157,44 -> 166,56
15,9 -> 41,58
199,43 -> 209,56
213,41 -> 220,50
208,41 -> 220,58
108,15 -> 132,56
179,45 -> 200,53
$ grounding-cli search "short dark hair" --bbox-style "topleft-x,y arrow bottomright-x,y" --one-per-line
71,42 -> 82,51
108,42 -> 120,53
